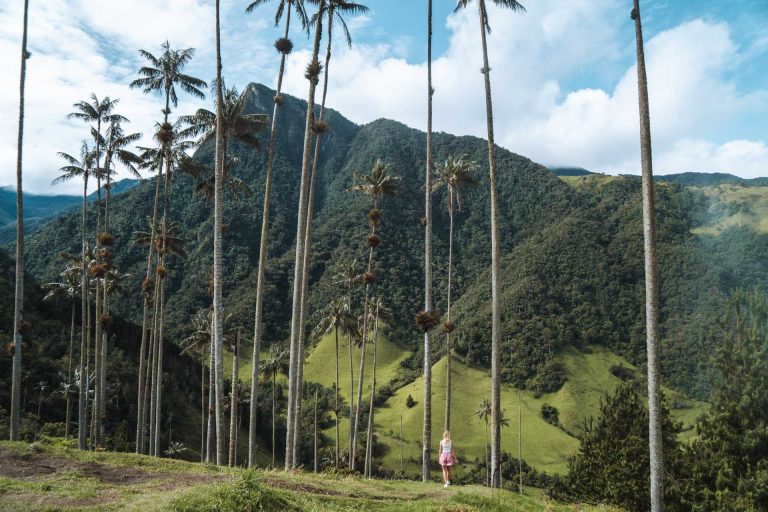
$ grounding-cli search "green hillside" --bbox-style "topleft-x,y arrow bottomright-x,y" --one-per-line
295,330 -> 706,476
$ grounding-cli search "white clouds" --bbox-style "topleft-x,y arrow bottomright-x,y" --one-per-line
0,0 -> 766,194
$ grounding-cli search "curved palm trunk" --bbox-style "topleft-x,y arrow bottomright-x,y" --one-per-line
78,174 -> 89,450
475,0 -> 502,488
9,0 -> 29,443
248,2 -> 294,472
285,4 -> 324,470
632,2 -> 663,510
444,191 -> 454,431
364,303 -> 380,477
422,0 -> 434,483
136,136 -> 165,454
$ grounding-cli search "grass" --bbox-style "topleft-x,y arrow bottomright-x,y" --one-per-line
0,439 -> 620,511
689,184 -> 768,235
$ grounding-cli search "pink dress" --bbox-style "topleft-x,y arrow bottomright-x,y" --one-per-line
439,440 -> 455,466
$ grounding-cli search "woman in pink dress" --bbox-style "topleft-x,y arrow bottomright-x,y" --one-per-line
439,431 -> 458,487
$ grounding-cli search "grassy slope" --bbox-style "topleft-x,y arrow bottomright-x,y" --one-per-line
299,333 -> 706,477
689,184 -> 768,235
0,440 -> 619,512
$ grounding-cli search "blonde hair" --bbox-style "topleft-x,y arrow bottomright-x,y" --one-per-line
443,431 -> 451,440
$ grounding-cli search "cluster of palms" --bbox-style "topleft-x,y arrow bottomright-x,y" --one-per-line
8,0 -> 664,506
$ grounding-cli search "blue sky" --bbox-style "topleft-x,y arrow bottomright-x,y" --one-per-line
0,0 -> 766,194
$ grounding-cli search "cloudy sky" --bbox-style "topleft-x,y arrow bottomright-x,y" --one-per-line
1,0 -> 766,195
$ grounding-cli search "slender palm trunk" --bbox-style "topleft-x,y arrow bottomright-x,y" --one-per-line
422,0 -> 434,483
78,175 -> 89,450
444,194 -> 454,431
285,4 -> 324,470
484,417 -> 489,486
207,336 -> 216,463
353,240 -> 376,469
212,0 -> 228,466
334,328 -> 340,468
475,0 -> 502,488
347,287 -> 355,467
518,389 -> 523,494
313,389 -> 318,473
66,303 -> 76,438
364,304 -> 380,477
632,2 -> 663,509
294,6 -> 335,468
201,353 -> 206,463
92,117 -> 106,448
136,139 -> 164,454
86,290 -> 93,448
248,5 -> 293,472
153,270 -> 166,456
9,0 -> 29,443
148,268 -> 161,454
229,331 -> 240,467
272,372 -> 276,468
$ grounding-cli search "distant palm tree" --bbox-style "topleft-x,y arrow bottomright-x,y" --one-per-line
260,346 -> 288,468
347,159 -> 400,470
631,2 -> 664,510
244,0 -> 310,468
43,263 -> 82,439
68,94 -> 126,448
101,119 -> 142,231
130,41 -> 206,454
294,0 -> 369,468
432,155 -> 477,431
455,0 -> 526,487
192,156 -> 254,207
285,0 -> 328,470
9,0 -> 30,443
333,259 -> 363,465
313,297 -> 356,468
132,220 -> 186,456
54,142 -> 97,450
475,398 -> 492,486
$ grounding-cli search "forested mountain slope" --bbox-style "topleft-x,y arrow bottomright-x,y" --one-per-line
20,83 -> 768,405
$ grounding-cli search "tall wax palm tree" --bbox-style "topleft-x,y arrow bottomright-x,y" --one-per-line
333,259 -> 363,466
285,0 -> 327,470
244,0 -> 310,468
9,0 -> 30,442
347,159 -> 400,470
421,0 -> 435,481
212,0 -> 228,466
294,0 -> 369,467
68,94 -> 125,448
474,398 -> 491,486
631,2 -> 663,509
227,329 -> 241,467
432,155 -> 477,431
313,297 -> 356,468
43,263 -> 82,439
455,0 -> 526,487
132,220 -> 186,456
54,142 -> 97,450
130,41 -> 206,454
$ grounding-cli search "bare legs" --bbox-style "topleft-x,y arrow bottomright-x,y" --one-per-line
441,464 -> 452,485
